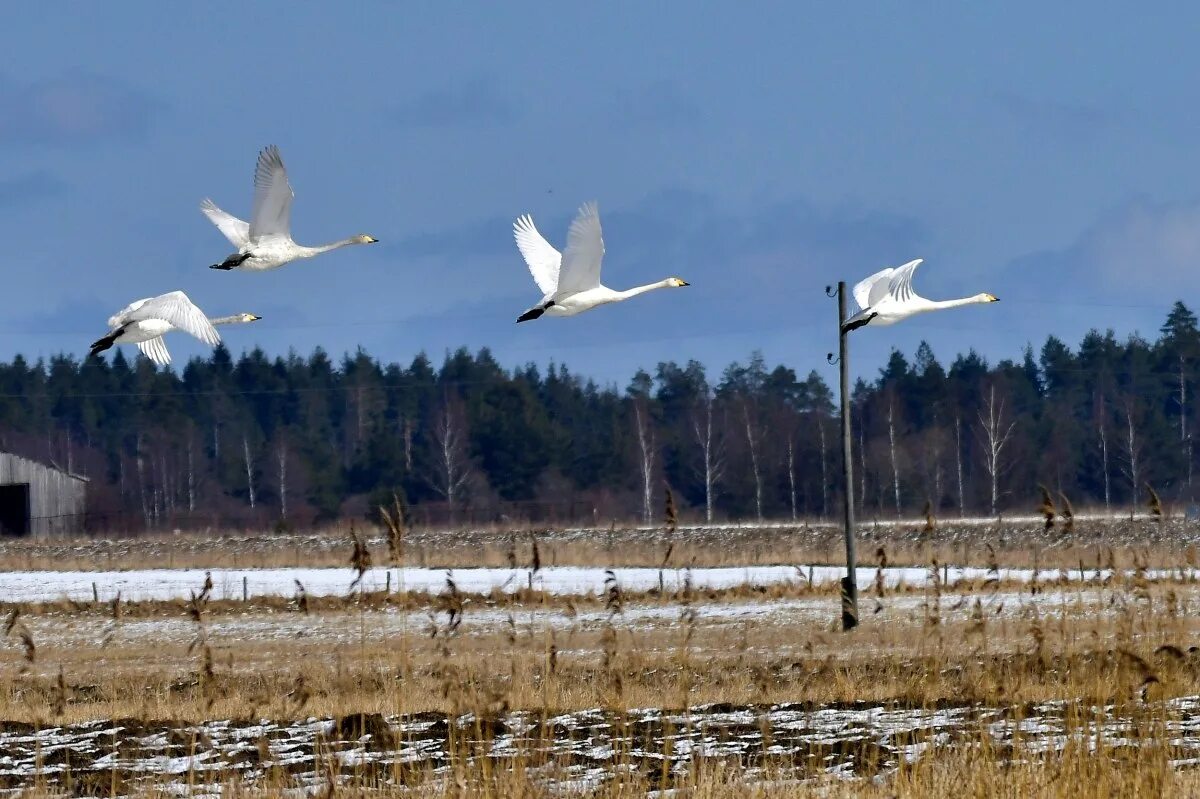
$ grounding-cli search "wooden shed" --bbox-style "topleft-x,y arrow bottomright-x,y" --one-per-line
0,453 -> 87,538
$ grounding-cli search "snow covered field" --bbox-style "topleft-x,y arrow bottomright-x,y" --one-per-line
27,589 -> 1100,650
0,562 -> 1148,603
1,696 -> 1198,793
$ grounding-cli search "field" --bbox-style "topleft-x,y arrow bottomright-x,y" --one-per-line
0,516 -> 1198,796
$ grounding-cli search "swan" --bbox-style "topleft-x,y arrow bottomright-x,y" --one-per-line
842,259 -> 998,333
126,312 -> 262,366
202,145 -> 378,272
513,201 -> 688,322
89,291 -> 260,366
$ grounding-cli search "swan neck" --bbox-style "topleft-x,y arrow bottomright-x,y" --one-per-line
616,279 -> 674,300
306,238 -> 360,256
209,316 -> 249,326
929,295 -> 988,311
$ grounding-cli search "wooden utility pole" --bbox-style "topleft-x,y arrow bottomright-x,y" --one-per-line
834,281 -> 858,631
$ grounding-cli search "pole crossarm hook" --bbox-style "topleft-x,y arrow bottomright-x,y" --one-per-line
826,352 -> 839,365
825,284 -> 840,298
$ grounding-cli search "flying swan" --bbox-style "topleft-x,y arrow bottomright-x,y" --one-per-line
202,145 -> 378,272
513,201 -> 689,322
842,259 -> 998,333
90,291 -> 260,366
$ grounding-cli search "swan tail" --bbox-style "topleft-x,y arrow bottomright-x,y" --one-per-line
516,300 -> 555,323
841,312 -> 877,334
89,330 -> 120,357
516,307 -> 545,323
210,251 -> 251,270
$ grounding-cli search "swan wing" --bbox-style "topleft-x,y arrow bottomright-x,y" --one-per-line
127,291 -> 221,347
555,201 -> 604,296
200,199 -> 250,247
108,297 -> 151,329
248,145 -> 294,241
136,337 -> 172,366
852,268 -> 893,310
887,259 -> 924,303
513,215 -> 561,295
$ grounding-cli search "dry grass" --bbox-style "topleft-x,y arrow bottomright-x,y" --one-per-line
0,516 -> 1197,572
1,573 -> 1198,719
2,527 -> 1200,794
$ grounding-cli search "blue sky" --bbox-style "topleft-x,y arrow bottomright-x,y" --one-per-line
1,3 -> 1198,387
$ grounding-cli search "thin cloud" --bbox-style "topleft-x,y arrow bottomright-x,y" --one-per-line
390,78 -> 517,129
0,71 -> 162,146
611,81 -> 704,127
1002,198 -> 1200,305
0,171 -> 67,208
988,90 -> 1116,141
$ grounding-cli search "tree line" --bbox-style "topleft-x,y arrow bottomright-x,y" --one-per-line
1,302 -> 1199,531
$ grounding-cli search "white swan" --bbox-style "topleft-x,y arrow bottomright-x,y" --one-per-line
90,292 -> 260,366
842,259 -> 998,333
202,145 -> 378,272
130,312 -> 261,365
513,201 -> 688,322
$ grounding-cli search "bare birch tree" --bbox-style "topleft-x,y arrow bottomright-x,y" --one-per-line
427,395 -> 473,524
887,396 -> 901,518
1119,394 -> 1142,511
786,438 -> 798,520
1095,391 -> 1112,513
954,416 -> 966,517
242,434 -> 257,510
136,432 -> 151,529
920,422 -> 945,510
186,433 -> 196,513
975,384 -> 1016,516
276,436 -> 289,520
403,419 -> 414,471
740,400 -> 764,521
633,399 -> 656,525
857,422 -> 867,513
690,391 -> 725,523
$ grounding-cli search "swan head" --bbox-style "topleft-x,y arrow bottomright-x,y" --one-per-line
354,234 -> 379,244
668,277 -> 690,288
237,313 -> 262,323
980,293 -> 999,303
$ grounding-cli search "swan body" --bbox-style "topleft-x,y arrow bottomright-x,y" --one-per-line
842,258 -> 998,332
512,201 -> 688,322
90,292 -> 260,366
135,312 -> 260,364
202,145 -> 377,272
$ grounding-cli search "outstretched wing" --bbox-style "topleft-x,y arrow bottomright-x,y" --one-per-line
127,291 -> 221,347
852,267 -> 893,310
555,201 -> 604,296
200,199 -> 250,247
136,337 -> 172,366
108,297 -> 150,329
887,259 -> 924,303
248,145 -> 294,241
513,215 -> 561,296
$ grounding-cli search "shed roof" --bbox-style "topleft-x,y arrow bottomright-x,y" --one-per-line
0,452 -> 89,483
